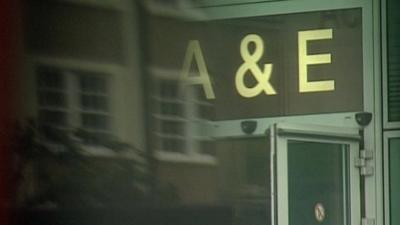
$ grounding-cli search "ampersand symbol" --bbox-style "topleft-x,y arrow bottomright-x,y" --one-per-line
235,34 -> 277,98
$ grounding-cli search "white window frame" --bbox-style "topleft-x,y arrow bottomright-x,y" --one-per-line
149,66 -> 216,165
29,55 -> 124,140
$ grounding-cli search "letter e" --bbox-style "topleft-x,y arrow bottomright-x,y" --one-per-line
298,29 -> 335,93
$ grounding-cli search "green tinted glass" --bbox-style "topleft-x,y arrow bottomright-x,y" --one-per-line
389,138 -> 400,225
287,140 -> 349,225
215,138 -> 270,225
387,0 -> 400,122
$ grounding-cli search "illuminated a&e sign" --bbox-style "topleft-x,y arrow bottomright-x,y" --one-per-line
181,29 -> 335,99
148,8 -> 363,120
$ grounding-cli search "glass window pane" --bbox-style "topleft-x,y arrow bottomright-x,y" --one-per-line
38,91 -> 67,107
81,94 -> 108,111
387,0 -> 400,122
38,109 -> 68,127
160,102 -> 183,116
81,113 -> 109,130
287,140 -> 349,225
159,80 -> 179,98
389,138 -> 400,225
79,74 -> 107,93
161,121 -> 184,135
36,66 -> 65,89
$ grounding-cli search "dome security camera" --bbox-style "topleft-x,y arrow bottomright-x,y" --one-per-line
355,112 -> 372,127
241,120 -> 257,134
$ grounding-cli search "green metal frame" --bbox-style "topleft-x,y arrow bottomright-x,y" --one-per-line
383,131 -> 400,225
271,123 -> 361,225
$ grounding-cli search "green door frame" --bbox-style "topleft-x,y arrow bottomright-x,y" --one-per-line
271,123 -> 361,225
383,131 -> 400,225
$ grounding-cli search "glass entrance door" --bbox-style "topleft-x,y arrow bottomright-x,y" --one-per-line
270,123 -> 361,225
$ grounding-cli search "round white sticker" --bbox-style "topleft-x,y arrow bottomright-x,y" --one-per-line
314,203 -> 326,223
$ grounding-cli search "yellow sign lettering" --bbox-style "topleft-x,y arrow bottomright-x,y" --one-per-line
181,40 -> 215,99
298,29 -> 335,93
235,34 -> 276,98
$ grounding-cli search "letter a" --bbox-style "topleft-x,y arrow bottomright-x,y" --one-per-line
181,40 -> 215,99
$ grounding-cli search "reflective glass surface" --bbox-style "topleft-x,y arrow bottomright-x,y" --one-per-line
287,140 -> 349,225
389,138 -> 400,225
387,0 -> 400,122
6,1 -> 365,225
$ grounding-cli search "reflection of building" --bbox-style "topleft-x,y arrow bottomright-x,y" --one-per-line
21,0 -> 146,154
35,65 -> 111,139
20,1 -> 271,219
18,0 -> 151,209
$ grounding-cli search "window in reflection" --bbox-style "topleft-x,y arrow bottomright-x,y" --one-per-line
36,65 -> 112,144
150,67 -> 215,161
